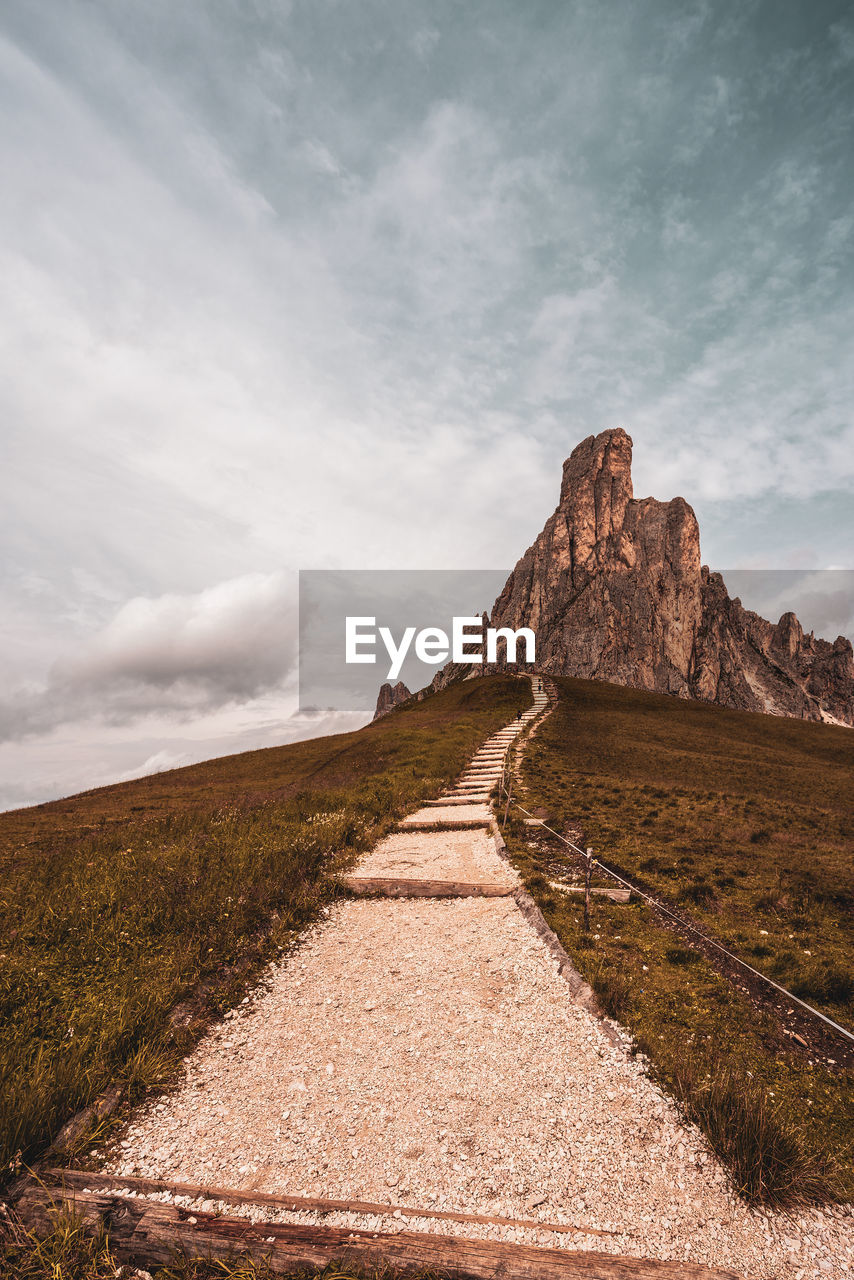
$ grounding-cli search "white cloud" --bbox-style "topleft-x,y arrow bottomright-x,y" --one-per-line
116,749 -> 192,782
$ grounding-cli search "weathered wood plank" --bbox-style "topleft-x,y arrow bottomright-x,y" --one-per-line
548,881 -> 632,904
395,820 -> 492,831
342,876 -> 512,898
38,1169 -> 618,1239
426,796 -> 491,805
14,1183 -> 745,1280
43,1085 -> 123,1159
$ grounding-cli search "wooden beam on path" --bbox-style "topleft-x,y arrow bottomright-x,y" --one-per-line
396,819 -> 492,832
426,795 -> 490,806
13,1177 -> 746,1280
28,1169 -> 620,1239
342,875 -> 512,898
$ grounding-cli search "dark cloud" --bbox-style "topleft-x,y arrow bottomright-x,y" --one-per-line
0,575 -> 297,743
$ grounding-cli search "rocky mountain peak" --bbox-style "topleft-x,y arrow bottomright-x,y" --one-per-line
486,430 -> 853,726
373,680 -> 412,720
772,611 -> 804,658
559,427 -> 634,532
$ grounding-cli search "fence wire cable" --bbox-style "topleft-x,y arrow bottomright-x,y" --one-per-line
499,712 -> 854,1048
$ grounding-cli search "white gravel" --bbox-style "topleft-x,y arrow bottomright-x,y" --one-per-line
398,803 -> 492,826
105,896 -> 854,1278
348,828 -> 519,888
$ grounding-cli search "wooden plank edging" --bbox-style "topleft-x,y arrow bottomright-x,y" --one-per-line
12,1180 -> 746,1280
426,796 -> 491,805
342,876 -> 513,898
395,824 -> 492,831
32,1169 -> 619,1239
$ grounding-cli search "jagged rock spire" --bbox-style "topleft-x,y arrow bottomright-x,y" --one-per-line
487,429 -> 853,724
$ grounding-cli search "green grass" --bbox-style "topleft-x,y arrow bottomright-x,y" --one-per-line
503,676 -> 854,1206
0,675 -> 528,1186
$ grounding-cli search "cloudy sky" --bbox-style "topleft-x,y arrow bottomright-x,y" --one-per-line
2,0 -> 853,808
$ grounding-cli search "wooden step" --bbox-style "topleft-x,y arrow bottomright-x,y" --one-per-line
343,876 -> 513,898
14,1174 -> 747,1280
397,818 -> 492,831
27,1169 -> 616,1240
426,795 -> 490,806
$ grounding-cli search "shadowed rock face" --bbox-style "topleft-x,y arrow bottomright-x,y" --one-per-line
373,680 -> 412,720
487,428 -> 854,724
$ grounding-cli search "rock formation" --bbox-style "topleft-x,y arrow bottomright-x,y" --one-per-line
373,680 -> 412,720
448,428 -> 854,724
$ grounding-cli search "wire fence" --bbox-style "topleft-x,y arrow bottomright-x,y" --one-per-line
498,686 -> 854,1048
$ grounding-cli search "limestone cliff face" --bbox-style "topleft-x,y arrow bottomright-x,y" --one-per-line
373,680 -> 412,720
487,429 -> 854,725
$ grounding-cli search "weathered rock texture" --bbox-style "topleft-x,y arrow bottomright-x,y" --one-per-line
373,680 -> 412,720
451,429 -> 854,724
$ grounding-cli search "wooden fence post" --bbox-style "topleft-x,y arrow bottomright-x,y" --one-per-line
502,747 -> 513,830
583,847 -> 593,933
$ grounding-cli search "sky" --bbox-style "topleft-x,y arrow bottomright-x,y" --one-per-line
2,0 -> 853,808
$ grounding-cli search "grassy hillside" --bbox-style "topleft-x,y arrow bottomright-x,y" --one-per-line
0,675 -> 528,1183
504,676 -> 854,1205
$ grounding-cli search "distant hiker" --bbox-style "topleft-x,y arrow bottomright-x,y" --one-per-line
516,710 -> 522,720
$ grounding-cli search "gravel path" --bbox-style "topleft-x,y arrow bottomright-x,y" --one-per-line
348,828 -> 519,888
398,803 -> 492,827
101,685 -> 853,1279
105,897 -> 853,1277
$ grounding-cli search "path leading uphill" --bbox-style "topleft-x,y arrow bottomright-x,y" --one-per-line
92,678 -> 851,1279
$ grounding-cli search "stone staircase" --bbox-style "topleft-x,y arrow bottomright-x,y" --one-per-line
418,679 -> 549,815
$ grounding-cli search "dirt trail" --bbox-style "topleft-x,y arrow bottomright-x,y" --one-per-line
100,678 -> 853,1279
